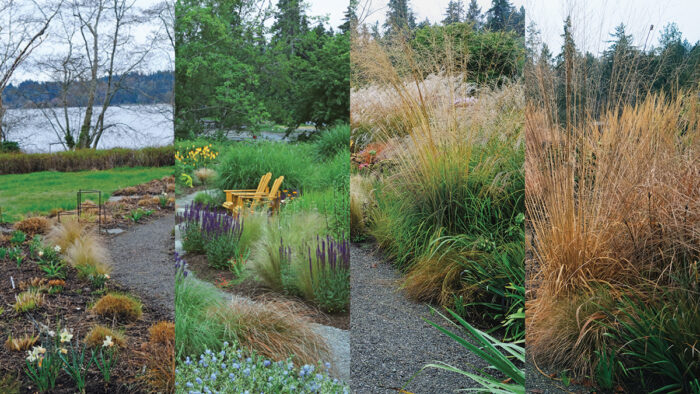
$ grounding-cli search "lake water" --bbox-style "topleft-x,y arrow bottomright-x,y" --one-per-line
3,104 -> 173,153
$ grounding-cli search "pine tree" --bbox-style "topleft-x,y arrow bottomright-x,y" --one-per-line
486,0 -> 513,31
417,17 -> 431,30
271,0 -> 309,56
339,0 -> 358,33
442,0 -> 464,25
384,0 -> 416,36
560,16 -> 576,130
465,0 -> 482,28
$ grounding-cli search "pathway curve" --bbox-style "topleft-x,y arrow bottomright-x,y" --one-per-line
105,215 -> 175,319
350,243 -> 486,393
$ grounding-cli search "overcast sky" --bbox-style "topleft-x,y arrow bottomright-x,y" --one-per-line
307,0 -> 348,30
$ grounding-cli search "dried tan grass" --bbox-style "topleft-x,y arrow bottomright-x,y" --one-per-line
13,217 -> 51,236
44,218 -> 88,252
92,293 -> 143,322
5,333 -> 38,351
194,167 -> 217,185
84,325 -> 127,348
526,93 -> 700,375
213,299 -> 329,367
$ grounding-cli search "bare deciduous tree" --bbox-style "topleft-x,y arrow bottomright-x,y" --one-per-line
0,0 -> 61,141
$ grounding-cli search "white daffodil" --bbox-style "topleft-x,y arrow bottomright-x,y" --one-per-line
103,336 -> 114,348
54,245 -> 61,253
38,250 -> 44,257
59,328 -> 73,343
48,330 -> 55,337
104,274 -> 110,279
27,345 -> 46,362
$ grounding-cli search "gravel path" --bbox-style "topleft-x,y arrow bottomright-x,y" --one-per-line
350,243 -> 486,393
105,215 -> 175,319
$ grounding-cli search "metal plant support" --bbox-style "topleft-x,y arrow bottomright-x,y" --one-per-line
77,190 -> 104,231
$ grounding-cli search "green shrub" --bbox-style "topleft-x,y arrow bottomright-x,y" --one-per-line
0,141 -> 20,153
10,230 -> 26,245
215,138 -> 349,193
193,190 -> 225,207
313,124 -> 350,161
0,146 -> 174,175
313,268 -> 350,314
206,233 -> 245,271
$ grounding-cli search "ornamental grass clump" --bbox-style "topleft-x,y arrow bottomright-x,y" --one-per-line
136,321 -> 175,393
45,219 -> 86,253
92,293 -> 143,322
526,94 -> 700,389
5,333 -> 38,351
64,234 -> 112,277
84,325 -> 127,349
14,290 -> 44,313
353,29 -> 525,328
13,217 -> 51,236
175,254 -> 329,366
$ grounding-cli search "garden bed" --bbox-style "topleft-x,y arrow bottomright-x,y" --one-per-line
184,253 -> 349,330
0,225 -> 173,393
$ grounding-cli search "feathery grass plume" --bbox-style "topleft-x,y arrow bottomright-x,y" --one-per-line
64,234 -> 112,276
193,167 -> 218,185
526,94 -> 700,379
44,218 -> 87,252
349,174 -> 375,240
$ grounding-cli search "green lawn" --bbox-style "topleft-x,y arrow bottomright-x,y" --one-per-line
0,166 -> 173,222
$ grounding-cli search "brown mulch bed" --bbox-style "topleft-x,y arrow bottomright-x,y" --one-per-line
184,253 -> 350,330
0,235 -> 171,393
48,176 -> 175,230
111,176 -> 175,196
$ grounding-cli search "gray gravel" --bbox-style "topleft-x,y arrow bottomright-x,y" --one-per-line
525,361 -> 575,393
350,243 -> 487,393
312,323 -> 350,382
105,214 -> 175,318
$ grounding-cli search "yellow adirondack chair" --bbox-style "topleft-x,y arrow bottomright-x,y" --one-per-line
222,172 -> 271,211
235,175 -> 284,214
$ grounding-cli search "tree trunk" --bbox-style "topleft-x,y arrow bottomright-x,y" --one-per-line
0,96 -> 5,142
